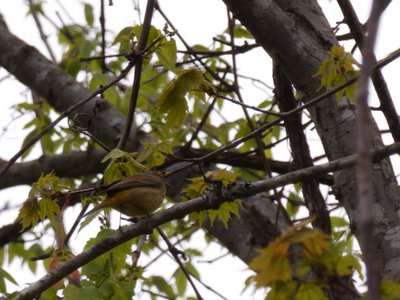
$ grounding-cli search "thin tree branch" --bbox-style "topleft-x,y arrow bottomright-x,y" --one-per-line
156,227 -> 204,299
117,0 -> 156,150
273,62 -> 331,233
354,0 -> 385,298
27,0 -> 57,62
337,0 -> 400,143
167,46 -> 400,177
99,0 -> 108,72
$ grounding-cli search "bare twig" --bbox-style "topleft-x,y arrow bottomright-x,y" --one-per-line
27,0 -> 57,62
156,226 -> 204,299
117,0 -> 156,150
99,0 -> 107,72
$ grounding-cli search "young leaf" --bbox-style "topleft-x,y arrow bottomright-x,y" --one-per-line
151,275 -> 176,298
137,141 -> 173,168
102,149 -> 146,183
183,170 -> 239,227
158,68 -> 204,127
156,38 -> 177,72
315,45 -> 358,101
0,267 -> 18,294
83,3 -> 94,27
173,268 -> 187,296
297,283 -> 328,300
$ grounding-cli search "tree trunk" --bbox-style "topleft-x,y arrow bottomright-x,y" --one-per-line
223,0 -> 400,281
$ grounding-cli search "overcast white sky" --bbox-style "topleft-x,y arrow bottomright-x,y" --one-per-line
1,0 -> 400,299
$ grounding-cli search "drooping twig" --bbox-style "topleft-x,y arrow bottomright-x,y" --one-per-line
156,226 -> 204,300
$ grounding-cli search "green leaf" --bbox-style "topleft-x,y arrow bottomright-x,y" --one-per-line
158,68 -> 204,127
136,141 -> 173,168
133,25 -> 162,52
113,26 -> 135,46
381,279 -> 400,300
16,172 -> 63,229
330,216 -> 349,229
82,229 -> 134,277
21,128 -> 39,159
84,3 -> 94,26
16,198 -> 41,230
0,267 -> 18,293
207,200 -> 241,228
156,38 -> 177,72
89,73 -> 122,107
335,255 -> 360,277
152,276 -> 175,298
233,25 -> 254,39
39,286 -> 58,300
184,262 -> 200,280
286,192 -> 303,217
8,242 -> 28,264
297,283 -> 328,300
64,284 -> 103,300
173,268 -> 187,296
38,198 -> 61,222
315,45 -> 358,101
266,281 -> 298,300
101,149 -> 146,183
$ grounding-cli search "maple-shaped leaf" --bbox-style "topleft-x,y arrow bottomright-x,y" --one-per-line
207,201 -> 241,228
250,241 -> 292,287
137,141 -> 173,168
183,170 -> 240,228
17,172 -> 62,230
102,149 -> 146,184
16,197 -> 40,230
297,283 -> 328,300
156,38 -> 177,72
158,68 -> 205,127
315,44 -> 359,101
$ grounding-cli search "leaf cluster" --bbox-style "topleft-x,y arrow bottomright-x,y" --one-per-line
250,218 -> 362,299
182,170 -> 241,228
315,45 -> 359,101
16,172 -> 66,230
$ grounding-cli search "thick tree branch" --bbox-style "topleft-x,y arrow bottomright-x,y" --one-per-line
273,62 -> 331,233
14,141 -> 400,300
0,23 -> 138,153
0,150 -> 107,189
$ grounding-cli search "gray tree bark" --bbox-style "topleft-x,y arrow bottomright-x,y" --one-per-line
222,0 -> 400,281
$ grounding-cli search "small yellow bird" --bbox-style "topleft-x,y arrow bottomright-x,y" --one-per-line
83,173 -> 166,218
